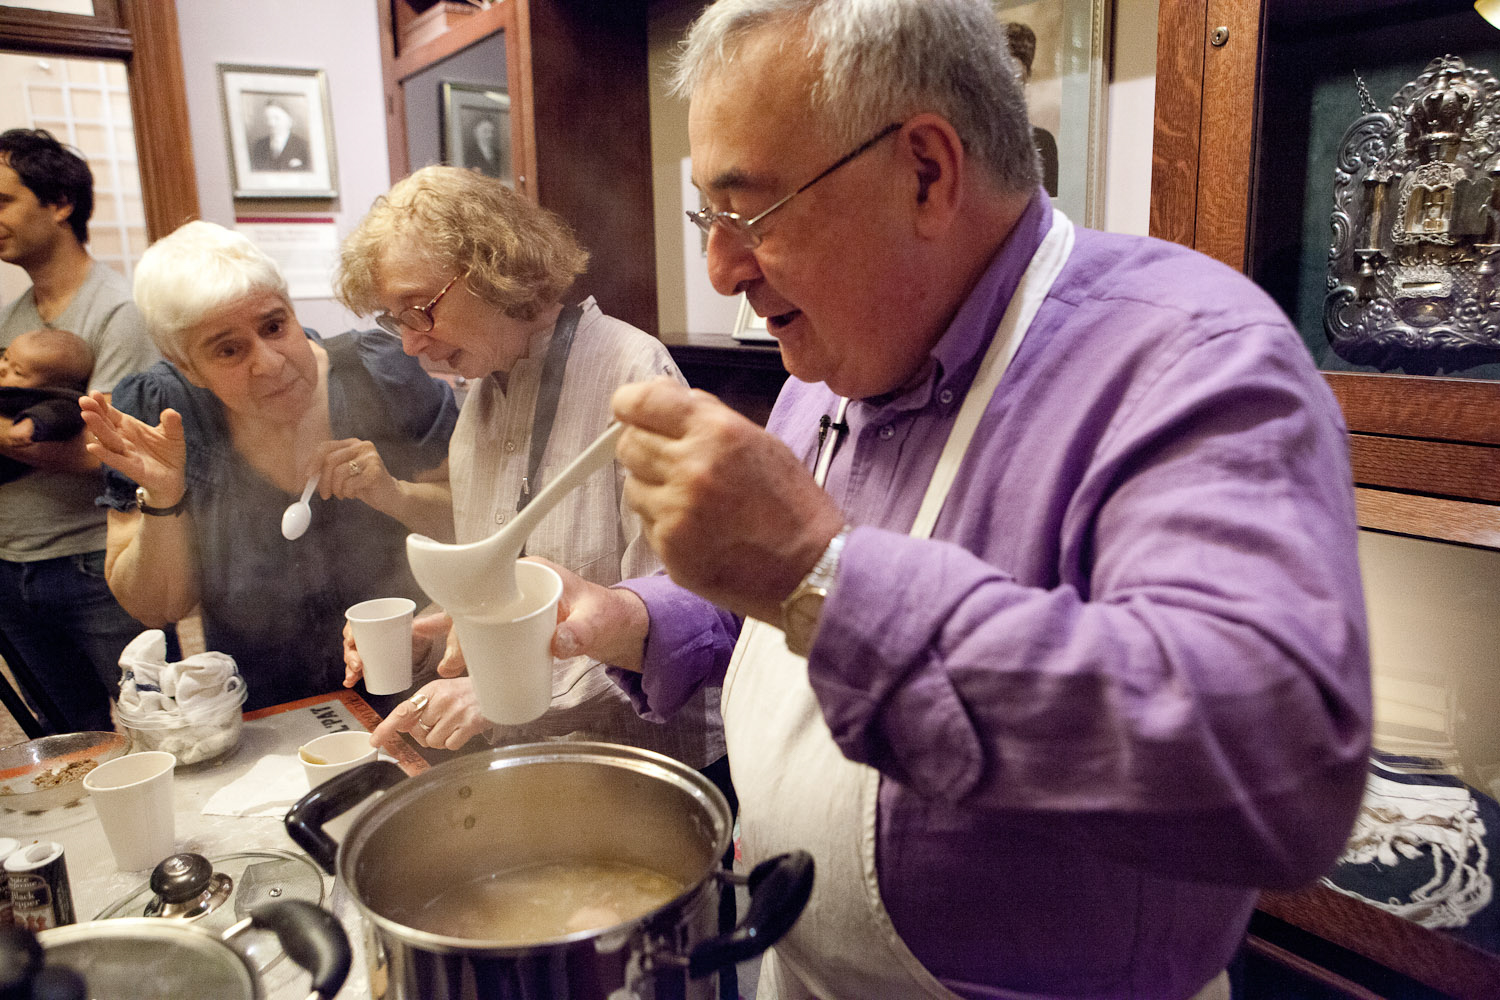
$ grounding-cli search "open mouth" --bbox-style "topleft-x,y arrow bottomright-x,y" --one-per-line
766,309 -> 801,332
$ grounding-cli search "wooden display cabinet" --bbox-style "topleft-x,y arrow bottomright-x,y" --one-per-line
1153,2 -> 1500,996
377,0 -> 659,336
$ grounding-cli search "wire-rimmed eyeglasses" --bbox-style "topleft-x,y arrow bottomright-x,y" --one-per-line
686,121 -> 904,250
374,273 -> 462,337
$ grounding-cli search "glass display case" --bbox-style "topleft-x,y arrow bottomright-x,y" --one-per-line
1153,2 -> 1500,996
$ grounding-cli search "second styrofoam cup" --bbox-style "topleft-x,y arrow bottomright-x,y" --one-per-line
299,730 -> 378,788
346,597 -> 416,695
450,560 -> 560,726
82,750 -> 176,871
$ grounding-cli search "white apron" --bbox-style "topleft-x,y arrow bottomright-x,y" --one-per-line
722,212 -> 1075,1000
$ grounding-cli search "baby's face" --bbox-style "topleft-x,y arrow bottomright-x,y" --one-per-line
0,338 -> 54,388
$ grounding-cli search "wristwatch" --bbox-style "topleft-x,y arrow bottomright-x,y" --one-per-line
780,525 -> 851,657
135,485 -> 187,517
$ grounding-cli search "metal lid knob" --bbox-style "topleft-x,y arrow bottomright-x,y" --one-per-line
144,853 -> 233,919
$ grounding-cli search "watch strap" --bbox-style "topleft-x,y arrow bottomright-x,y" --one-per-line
136,485 -> 187,517
780,525 -> 851,655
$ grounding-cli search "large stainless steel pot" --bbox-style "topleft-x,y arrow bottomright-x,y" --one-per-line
285,742 -> 812,1000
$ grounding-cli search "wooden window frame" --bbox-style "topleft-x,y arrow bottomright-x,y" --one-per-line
0,0 -> 197,242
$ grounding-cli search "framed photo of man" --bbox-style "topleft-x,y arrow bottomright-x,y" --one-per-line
217,64 -> 338,199
440,81 -> 512,185
991,0 -> 1110,227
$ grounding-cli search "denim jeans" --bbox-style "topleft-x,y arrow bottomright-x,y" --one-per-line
0,551 -> 148,733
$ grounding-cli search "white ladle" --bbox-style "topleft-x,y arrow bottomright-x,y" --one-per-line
407,422 -> 625,619
280,472 -> 320,541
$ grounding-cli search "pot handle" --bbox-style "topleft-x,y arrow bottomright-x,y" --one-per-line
283,759 -> 408,872
686,850 -> 815,979
241,900 -> 351,1000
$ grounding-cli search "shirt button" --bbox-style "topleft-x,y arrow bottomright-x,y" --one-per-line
879,425 -> 895,440
494,513 -> 506,524
505,441 -> 517,452
939,388 -> 954,405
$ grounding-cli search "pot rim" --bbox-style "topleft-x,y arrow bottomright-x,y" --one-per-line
335,741 -> 732,956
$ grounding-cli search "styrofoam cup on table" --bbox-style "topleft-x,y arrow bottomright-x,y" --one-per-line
299,730 -> 378,788
82,750 -> 176,871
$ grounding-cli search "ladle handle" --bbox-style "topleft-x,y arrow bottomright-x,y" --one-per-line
506,421 -> 624,544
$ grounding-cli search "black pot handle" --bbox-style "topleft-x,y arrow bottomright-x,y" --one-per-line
246,899 -> 352,1000
686,850 -> 815,979
283,759 -> 408,872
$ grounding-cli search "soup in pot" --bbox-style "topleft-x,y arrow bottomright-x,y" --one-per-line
404,860 -> 686,942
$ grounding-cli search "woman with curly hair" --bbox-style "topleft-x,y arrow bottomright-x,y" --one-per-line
335,165 -> 727,780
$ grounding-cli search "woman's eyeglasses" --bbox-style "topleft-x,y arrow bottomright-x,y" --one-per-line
374,273 -> 462,337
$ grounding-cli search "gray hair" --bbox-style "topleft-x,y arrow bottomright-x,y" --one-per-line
133,220 -> 290,365
670,0 -> 1040,193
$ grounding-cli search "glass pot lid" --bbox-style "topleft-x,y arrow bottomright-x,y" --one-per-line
93,849 -> 325,973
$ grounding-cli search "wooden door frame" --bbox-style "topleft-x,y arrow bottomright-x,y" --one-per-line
0,0 -> 198,241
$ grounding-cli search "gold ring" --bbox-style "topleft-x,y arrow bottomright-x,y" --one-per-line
407,693 -> 430,713
417,721 -> 432,732
349,460 -> 362,475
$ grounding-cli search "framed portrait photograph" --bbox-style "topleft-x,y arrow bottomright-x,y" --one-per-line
440,81 -> 512,185
991,0 -> 1110,227
217,64 -> 338,199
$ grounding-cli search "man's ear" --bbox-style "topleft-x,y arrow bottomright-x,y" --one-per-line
899,114 -> 964,238
48,199 -> 75,228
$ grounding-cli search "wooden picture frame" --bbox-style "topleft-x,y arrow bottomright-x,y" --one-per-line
440,80 -> 512,184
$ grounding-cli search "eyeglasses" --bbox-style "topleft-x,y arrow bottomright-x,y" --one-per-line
686,121 -> 904,250
374,274 -> 462,337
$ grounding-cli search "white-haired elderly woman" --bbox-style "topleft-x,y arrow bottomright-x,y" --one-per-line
79,220 -> 458,712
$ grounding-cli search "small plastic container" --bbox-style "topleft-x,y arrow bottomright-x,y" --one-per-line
114,682 -> 249,766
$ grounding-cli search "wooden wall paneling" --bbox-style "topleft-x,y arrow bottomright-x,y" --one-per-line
1326,373 -> 1500,444
1354,489 -> 1500,550
119,0 -> 197,240
1148,0 -> 1207,247
507,0 -> 536,199
1348,437 -> 1500,503
527,0 -> 658,335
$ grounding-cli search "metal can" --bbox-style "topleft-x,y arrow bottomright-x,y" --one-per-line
4,840 -> 75,931
0,837 -> 18,927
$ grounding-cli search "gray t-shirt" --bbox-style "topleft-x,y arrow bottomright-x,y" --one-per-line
0,259 -> 158,561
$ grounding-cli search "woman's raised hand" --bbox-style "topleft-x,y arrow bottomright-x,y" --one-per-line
79,391 -> 188,503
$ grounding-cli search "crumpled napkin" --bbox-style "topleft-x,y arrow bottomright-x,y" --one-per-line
202,754 -> 308,818
117,629 -> 245,719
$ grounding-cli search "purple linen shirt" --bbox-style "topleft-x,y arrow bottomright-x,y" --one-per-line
616,193 -> 1372,999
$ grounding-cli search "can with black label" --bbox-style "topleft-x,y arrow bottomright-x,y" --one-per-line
0,837 -> 19,927
4,840 -> 75,931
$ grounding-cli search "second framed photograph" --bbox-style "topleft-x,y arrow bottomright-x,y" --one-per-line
217,64 -> 338,199
441,82 -> 512,185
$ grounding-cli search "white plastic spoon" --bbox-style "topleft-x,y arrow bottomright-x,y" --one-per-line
280,472 -> 320,541
407,421 -> 625,619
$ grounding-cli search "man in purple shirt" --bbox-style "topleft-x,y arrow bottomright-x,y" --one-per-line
535,1 -> 1372,997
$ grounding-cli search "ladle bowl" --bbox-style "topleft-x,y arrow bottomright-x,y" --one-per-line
406,422 -> 624,620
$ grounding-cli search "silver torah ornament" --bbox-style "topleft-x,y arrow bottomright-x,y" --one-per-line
1326,56 -> 1500,373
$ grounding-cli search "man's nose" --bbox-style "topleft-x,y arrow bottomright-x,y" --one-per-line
704,225 -> 763,297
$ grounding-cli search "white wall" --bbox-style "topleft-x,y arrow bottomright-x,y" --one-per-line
173,0 -> 391,334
